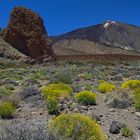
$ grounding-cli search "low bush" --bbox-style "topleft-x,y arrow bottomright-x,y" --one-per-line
121,80 -> 140,90
121,126 -> 133,137
98,82 -> 116,93
75,91 -> 96,105
57,70 -> 73,84
5,84 -> 15,90
0,86 -> 11,98
98,80 -> 105,84
85,84 -> 94,91
132,88 -> 140,111
31,71 -> 44,80
47,97 -> 60,115
84,73 -> 94,80
48,113 -> 108,140
1,118 -> 49,140
41,83 -> 73,99
21,86 -> 40,100
50,69 -> 73,84
2,92 -> 20,108
0,102 -> 16,119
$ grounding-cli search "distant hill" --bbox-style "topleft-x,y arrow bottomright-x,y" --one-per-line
52,21 -> 140,56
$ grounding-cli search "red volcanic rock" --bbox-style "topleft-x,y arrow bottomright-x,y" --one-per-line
3,6 -> 55,59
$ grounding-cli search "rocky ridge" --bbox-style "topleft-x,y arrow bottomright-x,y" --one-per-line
52,21 -> 140,56
2,7 -> 55,60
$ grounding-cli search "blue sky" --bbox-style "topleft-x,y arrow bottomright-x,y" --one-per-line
0,0 -> 140,35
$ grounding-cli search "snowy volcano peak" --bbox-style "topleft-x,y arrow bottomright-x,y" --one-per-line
103,20 -> 117,28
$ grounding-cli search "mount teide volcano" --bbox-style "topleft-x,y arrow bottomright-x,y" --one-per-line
52,21 -> 140,56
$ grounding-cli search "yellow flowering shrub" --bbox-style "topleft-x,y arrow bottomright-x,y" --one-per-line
75,91 -> 96,105
98,82 -> 116,93
48,113 -> 108,140
0,102 -> 16,119
121,80 -> 140,90
132,88 -> 140,111
41,83 -> 73,99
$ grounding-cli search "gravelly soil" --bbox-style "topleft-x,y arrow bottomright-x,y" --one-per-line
0,60 -> 140,140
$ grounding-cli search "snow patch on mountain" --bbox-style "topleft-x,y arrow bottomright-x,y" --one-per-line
103,20 -> 116,29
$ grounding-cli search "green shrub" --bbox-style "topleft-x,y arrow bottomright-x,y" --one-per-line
47,97 -> 60,115
0,102 -> 16,119
98,80 -> 105,84
121,80 -> 140,90
49,69 -> 73,84
121,126 -> 132,137
41,83 -> 73,99
48,113 -> 108,140
2,92 -> 20,108
5,84 -> 15,90
0,86 -> 11,98
30,69 -> 46,80
98,82 -> 116,93
84,73 -> 94,80
31,72 -> 43,80
75,91 -> 96,105
0,84 -> 16,99
77,73 -> 94,80
132,88 -> 140,111
85,84 -> 94,91
56,70 -> 73,84
2,70 -> 23,80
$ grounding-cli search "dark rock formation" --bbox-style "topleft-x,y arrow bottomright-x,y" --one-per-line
105,91 -> 132,109
109,121 -> 126,134
3,7 -> 55,59
0,36 -> 27,59
108,98 -> 131,109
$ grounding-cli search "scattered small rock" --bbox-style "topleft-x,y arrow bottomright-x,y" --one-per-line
73,108 -> 79,113
136,125 -> 140,130
92,114 -> 101,123
81,106 -> 88,110
135,112 -> 140,117
109,108 -> 116,112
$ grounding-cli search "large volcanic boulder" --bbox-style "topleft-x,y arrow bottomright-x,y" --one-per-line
3,7 -> 55,59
